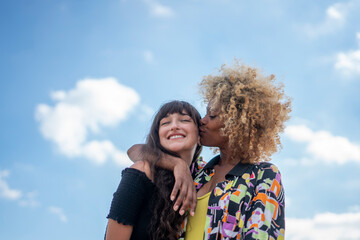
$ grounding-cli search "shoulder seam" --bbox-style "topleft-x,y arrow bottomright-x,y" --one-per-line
130,161 -> 153,181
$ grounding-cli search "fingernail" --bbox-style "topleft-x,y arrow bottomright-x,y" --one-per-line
174,205 -> 179,211
170,196 -> 175,201
191,211 -> 195,216
179,210 -> 185,215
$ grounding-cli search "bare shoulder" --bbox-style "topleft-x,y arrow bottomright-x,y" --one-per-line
130,161 -> 153,181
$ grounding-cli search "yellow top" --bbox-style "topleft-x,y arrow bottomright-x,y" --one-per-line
184,191 -> 211,240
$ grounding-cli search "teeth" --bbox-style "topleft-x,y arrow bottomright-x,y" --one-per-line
169,135 -> 184,139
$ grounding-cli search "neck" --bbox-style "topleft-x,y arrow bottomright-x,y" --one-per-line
219,147 -> 236,166
178,148 -> 196,166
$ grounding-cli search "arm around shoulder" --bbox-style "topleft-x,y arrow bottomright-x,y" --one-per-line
128,144 -> 197,216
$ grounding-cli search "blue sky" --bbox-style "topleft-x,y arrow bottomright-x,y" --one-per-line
1,0 -> 360,239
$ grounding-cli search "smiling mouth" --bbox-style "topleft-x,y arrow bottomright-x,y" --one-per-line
168,135 -> 185,140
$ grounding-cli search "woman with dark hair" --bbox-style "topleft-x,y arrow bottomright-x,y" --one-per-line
105,100 -> 202,240
105,101 -> 201,240
129,61 -> 291,239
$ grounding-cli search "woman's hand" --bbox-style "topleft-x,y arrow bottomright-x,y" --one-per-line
127,144 -> 143,163
127,144 -> 197,216
171,159 -> 197,216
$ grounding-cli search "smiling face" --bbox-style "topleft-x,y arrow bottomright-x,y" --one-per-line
159,111 -> 200,164
199,100 -> 228,149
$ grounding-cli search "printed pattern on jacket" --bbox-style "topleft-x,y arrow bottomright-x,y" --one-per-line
180,155 -> 285,240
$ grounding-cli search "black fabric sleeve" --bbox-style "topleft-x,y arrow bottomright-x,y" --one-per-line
106,168 -> 155,226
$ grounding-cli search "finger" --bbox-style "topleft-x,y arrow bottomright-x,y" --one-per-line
179,197 -> 191,215
170,181 -> 181,202
190,187 -> 197,216
181,184 -> 197,216
173,185 -> 186,212
179,184 -> 195,215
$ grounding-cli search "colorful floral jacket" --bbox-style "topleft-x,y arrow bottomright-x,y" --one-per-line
179,155 -> 285,240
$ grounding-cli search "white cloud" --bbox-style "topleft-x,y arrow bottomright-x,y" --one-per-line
326,5 -> 345,21
0,169 -> 41,207
48,206 -> 68,223
334,32 -> 360,77
0,170 -> 22,200
144,0 -> 174,18
285,125 -> 360,164
82,140 -> 132,165
19,191 -> 40,208
287,211 -> 360,240
35,78 -> 139,166
143,50 -> 155,63
50,90 -> 67,101
302,1 -> 356,38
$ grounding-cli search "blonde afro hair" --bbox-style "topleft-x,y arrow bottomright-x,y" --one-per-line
200,61 -> 292,164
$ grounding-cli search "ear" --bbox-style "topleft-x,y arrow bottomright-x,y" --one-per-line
197,135 -> 201,145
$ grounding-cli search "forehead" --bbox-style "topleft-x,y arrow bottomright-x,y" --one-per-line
162,110 -> 189,118
207,99 -> 220,112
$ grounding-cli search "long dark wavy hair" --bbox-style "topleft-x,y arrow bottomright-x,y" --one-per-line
143,100 -> 202,240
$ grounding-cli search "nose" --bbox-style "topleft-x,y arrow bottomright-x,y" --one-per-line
170,121 -> 180,130
200,116 -> 206,126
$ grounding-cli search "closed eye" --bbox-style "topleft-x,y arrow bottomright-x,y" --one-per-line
160,121 -> 170,126
181,119 -> 191,122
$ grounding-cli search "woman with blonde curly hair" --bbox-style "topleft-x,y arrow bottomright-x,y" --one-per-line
128,61 -> 291,240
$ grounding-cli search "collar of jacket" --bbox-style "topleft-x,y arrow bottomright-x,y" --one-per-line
203,155 -> 253,180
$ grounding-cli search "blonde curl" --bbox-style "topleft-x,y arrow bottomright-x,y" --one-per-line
200,60 -> 292,164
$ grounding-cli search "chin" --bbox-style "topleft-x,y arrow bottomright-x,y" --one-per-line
200,136 -> 207,145
200,139 -> 208,146
200,141 -> 214,147
167,147 -> 183,154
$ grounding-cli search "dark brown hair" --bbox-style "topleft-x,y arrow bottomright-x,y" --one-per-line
144,100 -> 202,240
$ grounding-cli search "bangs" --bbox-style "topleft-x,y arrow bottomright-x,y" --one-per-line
156,101 -> 200,126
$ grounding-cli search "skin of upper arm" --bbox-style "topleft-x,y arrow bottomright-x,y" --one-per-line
128,143 -> 184,172
130,161 -> 152,181
105,161 -> 153,240
105,219 -> 133,240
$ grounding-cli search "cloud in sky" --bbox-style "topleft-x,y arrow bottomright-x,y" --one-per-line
287,211 -> 360,240
335,32 -> 360,77
285,125 -> 360,164
0,170 -> 22,200
0,169 -> 41,208
35,78 -> 139,166
19,191 -> 40,208
302,1 -> 357,38
144,0 -> 174,18
48,206 -> 68,223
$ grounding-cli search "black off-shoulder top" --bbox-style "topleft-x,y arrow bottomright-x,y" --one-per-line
106,168 -> 155,240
